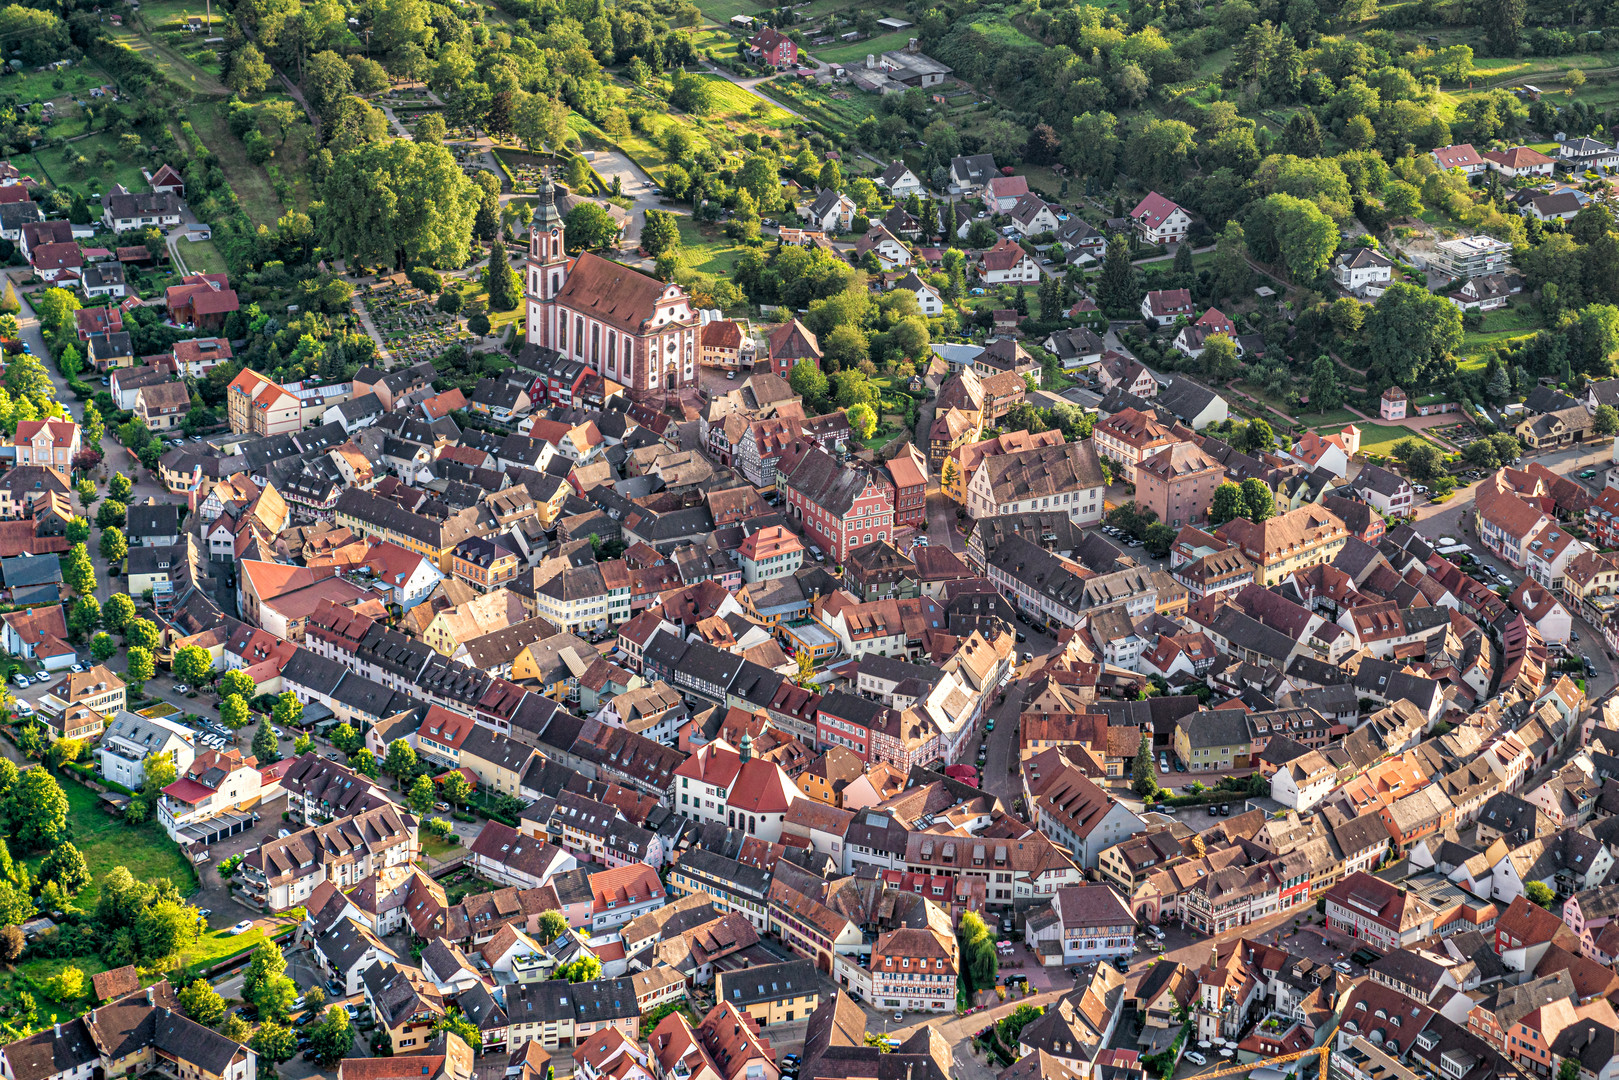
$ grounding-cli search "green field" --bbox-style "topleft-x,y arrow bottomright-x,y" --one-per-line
24,778 -> 198,909
105,25 -> 226,95
757,76 -> 876,135
691,74 -> 794,124
677,217 -> 752,274
1295,408 -> 1362,428
30,135 -> 152,194
809,29 -> 918,63
177,238 -> 228,276
1333,423 -> 1436,458
0,62 -> 112,105
1459,304 -> 1542,370
695,0 -> 769,22
187,102 -> 299,226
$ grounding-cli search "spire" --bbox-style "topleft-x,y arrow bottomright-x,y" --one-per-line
532,170 -> 562,228
739,732 -> 754,763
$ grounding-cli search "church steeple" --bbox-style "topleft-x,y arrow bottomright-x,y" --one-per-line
529,172 -> 564,264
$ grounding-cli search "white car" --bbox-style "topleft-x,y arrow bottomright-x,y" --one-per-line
1185,1052 -> 1207,1067
14,701 -> 32,717
1334,960 -> 1353,974
228,920 -> 254,935
9,675 -> 27,689
277,828 -> 291,839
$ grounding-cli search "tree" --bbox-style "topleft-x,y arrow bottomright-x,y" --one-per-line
309,1005 -> 354,1066
136,897 -> 199,962
1309,356 -> 1342,411
1239,478 -> 1276,523
252,719 -> 281,764
789,361 -> 828,410
126,646 -> 156,687
1392,438 -> 1443,483
220,1014 -> 252,1044
243,938 -> 287,1002
642,211 -> 681,260
95,499 -> 126,530
956,911 -> 997,993
1364,284 -> 1463,388
274,692 -> 304,730
1481,0 -> 1526,51
251,1023 -> 297,1065
49,737 -> 84,770
535,910 -> 568,945
329,723 -> 361,755
179,980 -> 226,1027
108,473 -> 131,501
1250,193 -> 1337,282
441,770 -> 472,807
173,645 -> 213,687
0,925 -> 20,963
1131,734 -> 1158,798
103,593 -> 136,634
384,739 -> 418,784
64,515 -> 90,547
1525,880 -> 1556,910
1096,237 -> 1137,316
563,203 -> 619,253
62,544 -> 94,595
127,618 -> 159,651
408,774 -> 437,815
350,748 -> 379,777
294,734 -> 314,755
76,480 -> 98,511
557,956 -> 603,983
228,43 -> 273,96
511,94 -> 569,154
6,768 -> 68,851
1595,405 -> 1619,437
1561,1060 -> 1583,1080
845,403 -> 877,441
39,842 -> 88,895
68,597 -> 100,641
1243,418 -> 1276,455
48,966 -> 84,1002
483,243 -> 521,312
1210,482 -> 1247,526
1200,333 -> 1240,383
431,1012 -> 482,1053
319,140 -> 481,271
219,669 -> 256,699
91,632 -> 117,664
99,526 -> 127,563
254,975 -> 299,1022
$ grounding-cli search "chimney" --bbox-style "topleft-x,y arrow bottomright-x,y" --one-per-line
146,988 -> 154,1004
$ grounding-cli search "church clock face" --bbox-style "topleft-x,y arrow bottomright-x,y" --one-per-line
550,228 -> 558,238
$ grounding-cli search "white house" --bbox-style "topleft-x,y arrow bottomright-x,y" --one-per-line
877,161 -> 923,200
1335,248 -> 1393,293
1172,309 -> 1235,360
1140,288 -> 1195,327
1129,192 -> 1191,245
1269,751 -> 1336,812
982,174 -> 1029,213
1430,144 -> 1486,176
1022,884 -> 1136,963
1483,146 -> 1556,178
1524,191 -> 1583,222
1446,274 -> 1512,313
99,709 -> 196,790
1009,195 -> 1059,237
1351,464 -> 1413,518
855,225 -> 911,271
979,238 -> 1039,284
1509,580 -> 1573,645
801,189 -> 858,232
894,271 -> 943,317
1559,136 -> 1619,169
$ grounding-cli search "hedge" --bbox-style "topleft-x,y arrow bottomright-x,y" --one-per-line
1147,789 -> 1252,809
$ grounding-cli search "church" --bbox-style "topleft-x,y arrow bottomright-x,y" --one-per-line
524,180 -> 702,402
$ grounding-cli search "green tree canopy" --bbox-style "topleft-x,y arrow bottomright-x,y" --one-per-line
319,139 -> 482,271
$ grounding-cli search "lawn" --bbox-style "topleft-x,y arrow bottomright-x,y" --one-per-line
105,25 -> 226,95
177,238 -> 227,276
0,62 -> 112,105
696,0 -> 768,22
677,216 -> 752,275
419,833 -> 461,860
188,101 -> 297,226
30,135 -> 151,195
1331,423 -> 1436,458
1295,408 -> 1361,428
23,777 -> 199,909
810,29 -> 917,63
691,74 -> 794,125
174,918 -> 299,978
757,77 -> 876,136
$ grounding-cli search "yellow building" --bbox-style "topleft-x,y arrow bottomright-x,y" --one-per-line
713,960 -> 822,1027
1213,505 -> 1348,586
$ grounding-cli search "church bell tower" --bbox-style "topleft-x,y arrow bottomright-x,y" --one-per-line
526,176 -> 568,350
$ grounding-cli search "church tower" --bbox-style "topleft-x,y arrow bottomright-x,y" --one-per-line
525,176 -> 568,350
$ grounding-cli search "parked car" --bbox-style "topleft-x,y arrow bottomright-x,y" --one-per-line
9,675 -> 27,689
1333,961 -> 1353,974
228,920 -> 254,935
174,684 -> 191,694
1185,1052 -> 1207,1066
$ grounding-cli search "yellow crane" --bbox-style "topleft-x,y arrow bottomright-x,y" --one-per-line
1188,1029 -> 1337,1080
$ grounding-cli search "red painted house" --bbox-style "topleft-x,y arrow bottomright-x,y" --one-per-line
777,438 -> 896,563
883,443 -> 927,529
749,26 -> 799,68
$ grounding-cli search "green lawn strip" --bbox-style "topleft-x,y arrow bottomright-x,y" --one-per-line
1327,422 -> 1436,458
0,62 -> 114,105
692,74 -> 794,124
176,238 -> 228,276
676,217 -> 751,274
1295,408 -> 1360,428
14,956 -> 109,1022
187,102 -> 288,226
809,29 -> 919,64
1459,329 -> 1537,370
755,78 -> 875,136
696,0 -> 769,23
31,135 -> 151,197
176,919 -> 299,978
23,776 -> 199,910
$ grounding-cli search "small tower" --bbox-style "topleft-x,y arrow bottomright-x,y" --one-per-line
738,732 -> 754,763
526,174 -> 568,349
